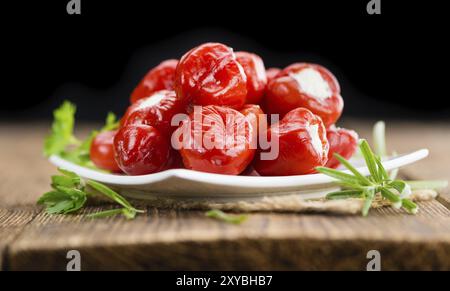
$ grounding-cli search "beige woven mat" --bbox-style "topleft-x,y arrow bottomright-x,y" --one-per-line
122,189 -> 438,215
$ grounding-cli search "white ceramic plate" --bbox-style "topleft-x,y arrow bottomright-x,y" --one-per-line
49,149 -> 428,201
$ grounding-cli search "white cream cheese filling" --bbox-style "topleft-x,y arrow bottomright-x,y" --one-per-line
306,123 -> 324,157
290,68 -> 332,101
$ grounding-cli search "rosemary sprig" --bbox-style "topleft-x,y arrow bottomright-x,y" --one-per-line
316,139 -> 422,216
373,121 -> 387,157
372,120 -> 399,180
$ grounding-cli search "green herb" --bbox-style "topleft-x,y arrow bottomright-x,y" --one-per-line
372,120 -> 403,181
373,121 -> 387,157
38,168 -> 144,219
362,187 -> 375,216
86,180 -> 141,212
38,189 -> 86,214
325,189 -> 365,200
44,101 -> 119,170
205,209 -> 248,224
101,112 -> 120,132
403,180 -> 448,190
87,208 -> 136,219
387,151 -> 399,180
44,101 -> 79,157
316,139 -> 422,216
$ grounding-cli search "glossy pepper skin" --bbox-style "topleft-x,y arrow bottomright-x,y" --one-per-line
240,104 -> 265,137
254,107 -> 329,176
90,130 -> 121,172
235,51 -> 267,104
113,125 -> 170,175
175,105 -> 255,175
174,43 -> 247,112
325,125 -> 359,169
265,67 -> 281,84
240,104 -> 265,151
121,90 -> 185,136
130,59 -> 178,104
265,63 -> 343,127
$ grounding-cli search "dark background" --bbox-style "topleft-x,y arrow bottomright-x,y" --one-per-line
1,0 -> 448,122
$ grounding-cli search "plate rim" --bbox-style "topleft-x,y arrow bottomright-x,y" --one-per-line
49,148 -> 429,189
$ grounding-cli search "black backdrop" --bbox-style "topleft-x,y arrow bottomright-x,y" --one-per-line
1,0 -> 449,121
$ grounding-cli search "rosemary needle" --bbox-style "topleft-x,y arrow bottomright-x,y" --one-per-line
316,139 -> 419,216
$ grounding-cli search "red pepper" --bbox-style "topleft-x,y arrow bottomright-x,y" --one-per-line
113,125 -> 170,175
121,90 -> 185,136
326,125 -> 359,169
130,59 -> 178,104
265,67 -> 281,84
175,43 -> 247,112
254,107 -> 329,176
235,51 -> 267,104
175,105 -> 255,175
90,130 -> 121,172
265,63 -> 343,127
240,104 -> 265,139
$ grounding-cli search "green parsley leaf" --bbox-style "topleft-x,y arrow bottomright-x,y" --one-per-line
86,180 -> 144,213
205,209 -> 248,224
37,189 -> 87,214
87,208 -> 134,219
58,167 -> 80,179
38,168 -> 144,219
101,112 -> 120,132
51,174 -> 80,189
44,101 -> 79,157
43,101 -> 120,171
87,208 -> 124,218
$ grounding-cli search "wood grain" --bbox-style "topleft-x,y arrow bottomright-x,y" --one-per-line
0,206 -> 40,269
4,202 -> 450,270
1,121 -> 449,270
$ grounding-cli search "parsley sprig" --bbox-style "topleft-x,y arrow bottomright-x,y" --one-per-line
38,168 -> 144,219
205,209 -> 248,224
44,101 -> 119,169
316,139 -> 447,216
40,101 -> 142,219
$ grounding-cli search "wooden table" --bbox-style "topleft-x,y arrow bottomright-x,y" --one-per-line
1,120 -> 449,271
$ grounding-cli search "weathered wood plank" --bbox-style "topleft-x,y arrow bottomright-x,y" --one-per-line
8,236 -> 450,271
0,206 -> 40,270
436,190 -> 450,210
5,201 -> 450,271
